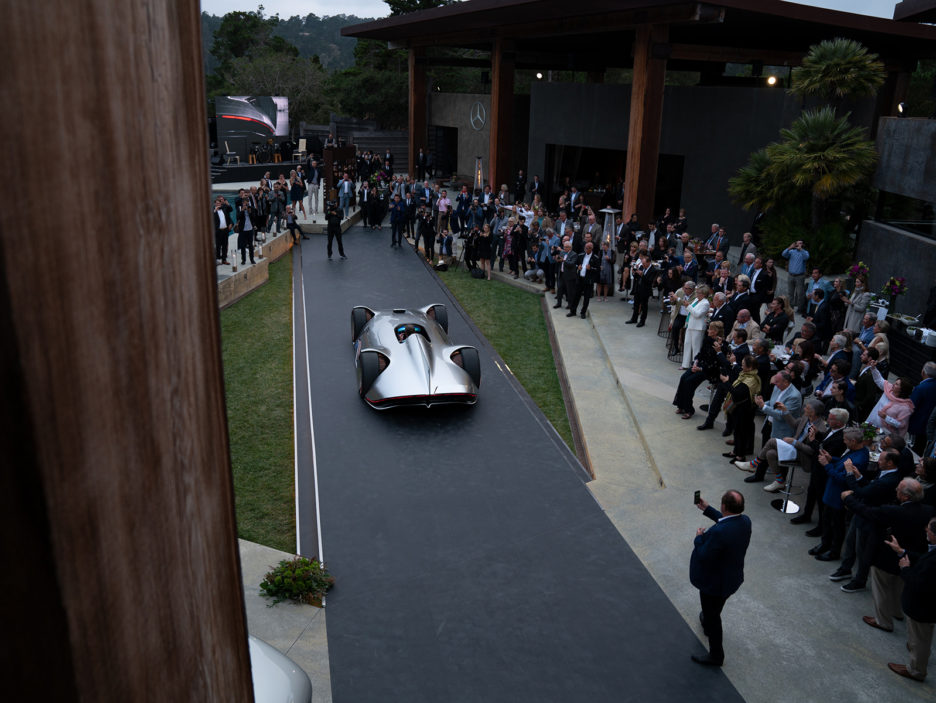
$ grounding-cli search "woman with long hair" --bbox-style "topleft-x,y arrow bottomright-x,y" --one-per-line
476,223 -> 493,281
844,274 -> 872,332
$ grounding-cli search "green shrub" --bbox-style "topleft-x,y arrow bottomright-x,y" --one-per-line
260,557 -> 334,606
757,199 -> 854,273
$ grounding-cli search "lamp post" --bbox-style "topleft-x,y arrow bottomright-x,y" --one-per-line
599,207 -> 621,250
474,156 -> 484,193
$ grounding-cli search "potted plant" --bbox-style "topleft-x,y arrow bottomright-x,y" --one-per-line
880,276 -> 908,314
260,557 -> 334,608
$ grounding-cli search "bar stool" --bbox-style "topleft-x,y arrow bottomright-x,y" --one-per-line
770,460 -> 805,514
657,310 -> 670,338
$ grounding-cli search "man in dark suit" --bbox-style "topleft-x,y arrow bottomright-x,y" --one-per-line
212,195 -> 233,265
710,292 -> 736,332
849,479 -> 934,637
794,407 -> 850,530
416,147 -> 428,181
690,490 -> 752,666
514,169 -> 527,204
553,241 -> 579,311
729,276 -> 753,318
625,252 -> 655,327
570,242 -> 599,319
747,257 -> 769,323
880,516 -> 936,682
830,449 -> 904,592
806,288 -> 832,351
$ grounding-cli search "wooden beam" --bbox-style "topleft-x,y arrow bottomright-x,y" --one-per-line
489,38 -> 516,193
409,47 -> 428,181
0,1 -> 253,700
668,42 -> 806,65
624,24 -> 669,228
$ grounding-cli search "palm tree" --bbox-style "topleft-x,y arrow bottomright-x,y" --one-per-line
765,107 -> 878,228
790,38 -> 885,108
728,148 -> 788,213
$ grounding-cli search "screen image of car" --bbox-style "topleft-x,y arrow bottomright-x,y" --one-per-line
351,304 -> 481,409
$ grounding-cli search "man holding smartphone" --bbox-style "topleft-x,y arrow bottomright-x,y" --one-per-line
690,490 -> 752,666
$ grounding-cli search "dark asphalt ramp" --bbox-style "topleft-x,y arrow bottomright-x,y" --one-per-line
296,228 -> 743,702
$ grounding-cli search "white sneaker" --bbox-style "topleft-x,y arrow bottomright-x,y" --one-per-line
733,460 -> 754,471
763,480 -> 785,493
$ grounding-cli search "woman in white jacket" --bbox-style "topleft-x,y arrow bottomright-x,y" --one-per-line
682,284 -> 712,369
843,274 -> 872,332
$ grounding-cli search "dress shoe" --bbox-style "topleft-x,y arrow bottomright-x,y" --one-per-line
789,514 -> 811,525
743,475 -> 763,483
697,423 -> 714,431
553,303 -> 562,309
725,439 -> 735,445
722,452 -> 738,458
721,427 -> 732,437
690,654 -> 723,667
566,311 -> 576,317
862,616 -> 893,632
635,322 -> 645,327
625,319 -> 636,324
681,412 -> 695,419
699,404 -> 710,412
828,568 -> 851,582
808,544 -> 825,556
815,551 -> 839,562
840,580 -> 865,593
888,663 -> 924,681
580,313 -> 587,319
805,526 -> 823,537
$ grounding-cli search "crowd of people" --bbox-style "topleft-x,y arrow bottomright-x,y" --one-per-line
653,230 -> 936,680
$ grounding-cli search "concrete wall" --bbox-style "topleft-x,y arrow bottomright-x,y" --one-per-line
874,117 -> 936,202
429,93 -> 491,179
854,220 -> 936,315
526,81 -> 807,244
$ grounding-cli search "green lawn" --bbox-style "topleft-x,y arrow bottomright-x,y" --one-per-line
436,270 -> 574,449
221,259 -> 295,553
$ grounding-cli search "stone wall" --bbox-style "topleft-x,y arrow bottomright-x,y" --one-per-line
854,220 -> 936,316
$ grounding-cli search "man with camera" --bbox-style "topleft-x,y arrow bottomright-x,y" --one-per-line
235,192 -> 258,265
325,200 -> 346,260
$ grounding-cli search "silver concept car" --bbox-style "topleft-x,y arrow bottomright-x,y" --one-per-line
351,304 -> 481,409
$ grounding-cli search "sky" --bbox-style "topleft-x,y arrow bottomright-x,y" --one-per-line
199,0 -> 903,21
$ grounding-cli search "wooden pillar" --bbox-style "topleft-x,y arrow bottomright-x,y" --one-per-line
409,47 -> 427,180
0,1 -> 253,700
489,38 -> 515,192
624,24 -> 668,224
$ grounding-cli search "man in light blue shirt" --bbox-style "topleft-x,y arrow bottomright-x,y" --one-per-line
782,240 -> 810,311
804,267 -> 834,315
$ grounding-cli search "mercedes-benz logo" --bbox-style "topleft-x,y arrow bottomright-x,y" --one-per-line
470,101 -> 486,131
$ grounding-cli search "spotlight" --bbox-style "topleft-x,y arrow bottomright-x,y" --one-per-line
536,72 -> 543,80
766,75 -> 777,86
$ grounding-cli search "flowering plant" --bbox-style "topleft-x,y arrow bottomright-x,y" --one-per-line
881,276 -> 908,297
859,422 -> 879,443
849,262 -> 869,278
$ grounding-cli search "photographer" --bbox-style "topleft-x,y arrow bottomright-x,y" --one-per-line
236,194 -> 258,265
325,200 -> 346,260
284,205 -> 307,246
417,205 -> 436,262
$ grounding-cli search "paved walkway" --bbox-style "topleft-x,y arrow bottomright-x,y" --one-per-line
237,236 -> 931,702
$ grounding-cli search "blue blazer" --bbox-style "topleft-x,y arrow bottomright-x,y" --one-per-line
909,377 -> 936,436
690,506 -> 752,598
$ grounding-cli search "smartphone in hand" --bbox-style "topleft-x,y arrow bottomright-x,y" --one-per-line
694,490 -> 701,505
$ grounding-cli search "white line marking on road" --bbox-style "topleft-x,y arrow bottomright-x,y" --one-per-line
299,246 -> 325,562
